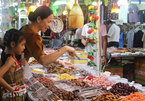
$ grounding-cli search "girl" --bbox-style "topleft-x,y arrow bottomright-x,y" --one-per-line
0,29 -> 26,100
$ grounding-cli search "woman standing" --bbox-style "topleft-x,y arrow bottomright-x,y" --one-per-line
21,6 -> 76,66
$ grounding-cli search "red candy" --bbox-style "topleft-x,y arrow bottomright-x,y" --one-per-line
80,76 -> 113,88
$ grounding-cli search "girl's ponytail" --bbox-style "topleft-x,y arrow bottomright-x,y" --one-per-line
1,46 -> 10,66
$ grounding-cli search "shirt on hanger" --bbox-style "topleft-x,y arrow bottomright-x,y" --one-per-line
138,10 -> 145,24
126,30 -> 134,48
133,30 -> 143,48
128,4 -> 138,23
119,6 -> 128,23
119,32 -> 124,48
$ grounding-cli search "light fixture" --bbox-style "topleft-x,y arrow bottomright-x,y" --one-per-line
28,4 -> 37,15
63,9 -> 68,15
111,4 -> 120,13
53,0 -> 70,6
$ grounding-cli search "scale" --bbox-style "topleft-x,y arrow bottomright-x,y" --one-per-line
50,17 -> 64,33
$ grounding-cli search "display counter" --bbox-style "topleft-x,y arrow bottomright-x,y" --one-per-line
26,63 -> 145,101
107,47 -> 145,58
24,49 -> 145,101
106,48 -> 145,84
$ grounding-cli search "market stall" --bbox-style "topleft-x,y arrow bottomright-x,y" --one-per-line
23,48 -> 145,101
1,0 -> 145,100
106,48 -> 145,84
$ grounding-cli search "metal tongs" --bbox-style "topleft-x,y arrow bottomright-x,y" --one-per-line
74,55 -> 81,60
68,53 -> 81,60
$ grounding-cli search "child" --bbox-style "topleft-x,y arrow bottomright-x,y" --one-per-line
0,29 -> 26,100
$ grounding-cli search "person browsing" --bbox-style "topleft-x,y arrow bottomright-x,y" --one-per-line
20,6 -> 76,66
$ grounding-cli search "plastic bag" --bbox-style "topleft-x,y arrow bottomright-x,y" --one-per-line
23,61 -> 33,79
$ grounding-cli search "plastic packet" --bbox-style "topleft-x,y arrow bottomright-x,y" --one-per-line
43,93 -> 61,101
37,87 -> 52,98
74,86 -> 104,100
53,80 -> 80,92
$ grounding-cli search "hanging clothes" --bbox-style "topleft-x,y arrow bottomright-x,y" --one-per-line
138,10 -> 145,24
119,32 -> 124,48
128,4 -> 138,23
133,30 -> 143,48
126,29 -> 134,48
119,5 -> 128,23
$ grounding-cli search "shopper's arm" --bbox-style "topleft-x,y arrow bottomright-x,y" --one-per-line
39,46 -> 76,66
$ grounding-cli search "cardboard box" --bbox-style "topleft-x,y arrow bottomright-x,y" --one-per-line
135,70 -> 145,85
123,63 -> 135,82
135,58 -> 145,85
104,65 -> 123,77
135,77 -> 145,86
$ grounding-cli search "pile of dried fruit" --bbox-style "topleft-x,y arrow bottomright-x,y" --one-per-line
46,63 -> 73,74
123,92 -> 145,101
110,82 -> 138,96
90,92 -> 122,101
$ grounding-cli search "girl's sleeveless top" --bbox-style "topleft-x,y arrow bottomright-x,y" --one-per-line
1,57 -> 26,101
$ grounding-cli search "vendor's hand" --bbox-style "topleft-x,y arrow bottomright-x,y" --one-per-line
102,56 -> 107,66
65,46 -> 76,57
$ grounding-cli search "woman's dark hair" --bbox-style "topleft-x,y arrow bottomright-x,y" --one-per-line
1,29 -> 25,66
28,6 -> 53,22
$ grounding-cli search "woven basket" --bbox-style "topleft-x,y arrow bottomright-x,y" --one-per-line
69,0 -> 84,29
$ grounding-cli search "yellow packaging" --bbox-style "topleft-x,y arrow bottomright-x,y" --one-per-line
30,68 -> 44,74
69,58 -> 88,64
69,51 -> 88,64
